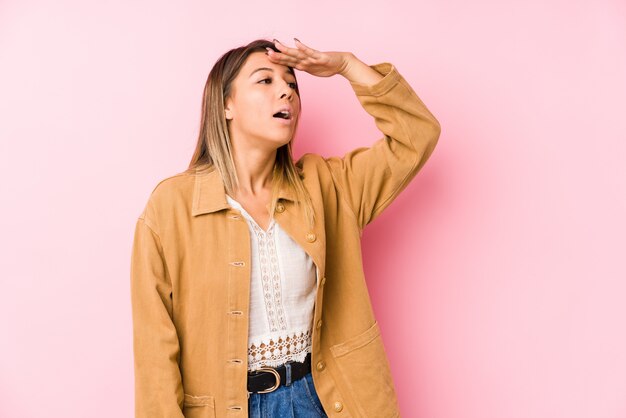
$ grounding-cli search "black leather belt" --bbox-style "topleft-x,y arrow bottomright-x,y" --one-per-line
247,352 -> 312,396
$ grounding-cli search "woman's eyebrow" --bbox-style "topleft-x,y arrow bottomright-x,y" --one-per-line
249,67 -> 295,78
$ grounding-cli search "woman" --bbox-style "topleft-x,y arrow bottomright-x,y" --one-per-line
130,38 -> 441,418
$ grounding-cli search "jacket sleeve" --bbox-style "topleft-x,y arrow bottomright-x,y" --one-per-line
324,62 -> 441,230
130,210 -> 185,418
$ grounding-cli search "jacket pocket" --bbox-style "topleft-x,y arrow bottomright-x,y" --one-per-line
182,393 -> 216,418
329,321 -> 400,417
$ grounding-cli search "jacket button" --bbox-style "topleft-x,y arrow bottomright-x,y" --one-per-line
316,319 -> 322,329
276,203 -> 285,213
316,360 -> 326,371
306,232 -> 317,242
334,401 -> 344,412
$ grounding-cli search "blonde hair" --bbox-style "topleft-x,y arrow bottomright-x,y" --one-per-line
186,39 -> 315,229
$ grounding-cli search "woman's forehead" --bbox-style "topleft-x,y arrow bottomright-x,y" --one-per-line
242,52 -> 295,77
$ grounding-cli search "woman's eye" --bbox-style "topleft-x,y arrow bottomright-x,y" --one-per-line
259,78 -> 297,89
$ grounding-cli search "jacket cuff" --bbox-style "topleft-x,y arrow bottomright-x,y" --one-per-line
349,62 -> 401,97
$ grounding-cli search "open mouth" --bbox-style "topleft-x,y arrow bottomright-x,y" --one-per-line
272,110 -> 292,120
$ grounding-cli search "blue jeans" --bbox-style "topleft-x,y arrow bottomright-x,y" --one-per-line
248,370 -> 328,418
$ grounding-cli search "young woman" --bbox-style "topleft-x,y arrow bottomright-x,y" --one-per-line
130,38 -> 441,418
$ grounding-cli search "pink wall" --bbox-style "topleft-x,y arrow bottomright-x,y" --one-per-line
1,0 -> 625,417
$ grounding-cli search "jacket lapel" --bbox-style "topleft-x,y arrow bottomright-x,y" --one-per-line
190,166 -> 327,281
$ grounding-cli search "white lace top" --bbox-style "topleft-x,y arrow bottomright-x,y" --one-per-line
225,195 -> 317,372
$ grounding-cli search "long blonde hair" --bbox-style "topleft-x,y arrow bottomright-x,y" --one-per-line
186,39 -> 315,229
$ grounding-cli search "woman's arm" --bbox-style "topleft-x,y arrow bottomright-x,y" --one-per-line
130,209 -> 185,417
325,58 -> 441,230
338,53 -> 384,85
268,41 -> 441,230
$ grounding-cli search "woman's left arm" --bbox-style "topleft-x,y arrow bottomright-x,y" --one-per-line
338,52 -> 385,85
325,57 -> 441,229
269,40 -> 442,229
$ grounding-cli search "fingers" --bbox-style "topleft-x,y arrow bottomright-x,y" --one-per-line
269,53 -> 300,68
267,38 -> 321,71
266,48 -> 299,68
272,38 -> 317,60
272,39 -> 298,58
293,38 -> 320,59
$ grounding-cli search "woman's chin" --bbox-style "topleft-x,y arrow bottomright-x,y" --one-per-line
254,135 -> 292,151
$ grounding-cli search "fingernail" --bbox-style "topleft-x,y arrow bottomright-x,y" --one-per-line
294,37 -> 300,43
273,38 -> 280,44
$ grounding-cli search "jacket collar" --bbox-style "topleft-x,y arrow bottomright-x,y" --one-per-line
191,166 -> 298,216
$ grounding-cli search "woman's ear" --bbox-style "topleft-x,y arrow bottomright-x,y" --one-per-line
224,96 -> 234,120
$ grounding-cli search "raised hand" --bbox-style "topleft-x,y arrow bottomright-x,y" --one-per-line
267,38 -> 384,86
266,38 -> 351,78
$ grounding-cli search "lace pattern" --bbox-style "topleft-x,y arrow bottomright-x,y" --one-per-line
248,329 -> 312,371
251,220 -> 288,332
224,195 -> 316,373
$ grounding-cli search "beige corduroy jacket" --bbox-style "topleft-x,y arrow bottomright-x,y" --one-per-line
130,62 -> 441,418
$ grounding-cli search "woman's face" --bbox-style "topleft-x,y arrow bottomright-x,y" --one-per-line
224,51 -> 301,152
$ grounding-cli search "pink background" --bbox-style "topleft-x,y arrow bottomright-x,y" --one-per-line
1,0 -> 625,417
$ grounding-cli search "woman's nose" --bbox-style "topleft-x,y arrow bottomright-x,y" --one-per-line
280,83 -> 293,100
